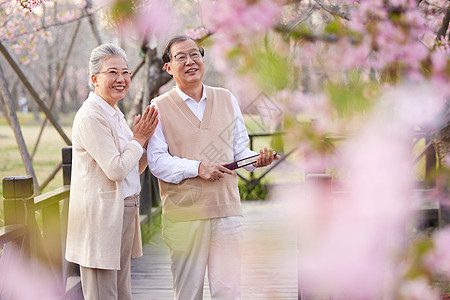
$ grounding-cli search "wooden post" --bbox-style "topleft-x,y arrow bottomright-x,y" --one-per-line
41,199 -> 63,282
60,146 -> 80,285
2,176 -> 34,226
62,146 -> 72,186
2,176 -> 38,262
139,169 -> 152,224
305,173 -> 332,201
1,176 -> 34,299
0,63 -> 40,194
299,174 -> 332,300
424,135 -> 437,187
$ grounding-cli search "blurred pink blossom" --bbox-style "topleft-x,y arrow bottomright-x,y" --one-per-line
19,56 -> 30,65
57,10 -> 81,23
12,44 -> 22,55
18,0 -> 51,11
274,81 -> 450,298
201,0 -> 280,36
135,0 -> 175,37
398,278 -> 440,300
185,27 -> 209,40
381,82 -> 447,128
425,226 -> 450,278
0,247 -> 61,299
431,49 -> 450,74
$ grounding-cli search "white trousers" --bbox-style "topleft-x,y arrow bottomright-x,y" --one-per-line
162,216 -> 243,300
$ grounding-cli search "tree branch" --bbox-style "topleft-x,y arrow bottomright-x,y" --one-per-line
436,4 -> 450,43
314,0 -> 350,20
5,7 -> 103,40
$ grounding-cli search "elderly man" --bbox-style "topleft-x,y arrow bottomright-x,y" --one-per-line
147,35 -> 278,300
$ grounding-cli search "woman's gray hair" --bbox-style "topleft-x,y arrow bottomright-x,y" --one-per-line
88,43 -> 128,89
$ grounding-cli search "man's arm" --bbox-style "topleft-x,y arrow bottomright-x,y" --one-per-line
230,93 -> 259,172
230,93 -> 279,169
146,115 -> 200,184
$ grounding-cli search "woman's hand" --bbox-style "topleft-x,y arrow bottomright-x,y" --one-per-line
132,105 -> 158,147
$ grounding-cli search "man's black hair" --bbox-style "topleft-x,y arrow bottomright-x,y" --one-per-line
161,35 -> 205,64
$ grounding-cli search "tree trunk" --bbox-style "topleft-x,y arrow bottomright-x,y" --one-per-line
0,62 -> 40,194
143,47 -> 172,109
432,110 -> 450,227
432,124 -> 450,167
126,43 -> 171,127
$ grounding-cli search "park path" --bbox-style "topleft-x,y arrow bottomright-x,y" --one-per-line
131,200 -> 298,300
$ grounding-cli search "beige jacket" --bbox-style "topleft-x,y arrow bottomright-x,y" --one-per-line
65,94 -> 143,270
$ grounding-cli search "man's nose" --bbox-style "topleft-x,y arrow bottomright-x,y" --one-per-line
185,55 -> 195,64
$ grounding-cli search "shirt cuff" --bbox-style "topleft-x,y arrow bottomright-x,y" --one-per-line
183,160 -> 201,179
130,140 -> 144,154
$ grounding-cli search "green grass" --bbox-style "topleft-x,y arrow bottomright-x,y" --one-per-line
1,112 -> 73,226
141,208 -> 162,244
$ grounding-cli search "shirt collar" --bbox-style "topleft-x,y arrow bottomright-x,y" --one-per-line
175,84 -> 207,103
88,92 -> 123,118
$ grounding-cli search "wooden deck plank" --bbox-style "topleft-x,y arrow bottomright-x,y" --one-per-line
131,201 -> 298,299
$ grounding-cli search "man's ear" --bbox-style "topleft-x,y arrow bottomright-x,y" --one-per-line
164,62 -> 173,76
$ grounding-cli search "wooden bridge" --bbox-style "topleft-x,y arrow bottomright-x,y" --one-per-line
0,133 -> 440,299
131,201 -> 298,300
0,146 -> 299,300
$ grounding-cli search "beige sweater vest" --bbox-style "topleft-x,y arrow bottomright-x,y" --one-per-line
154,86 -> 242,221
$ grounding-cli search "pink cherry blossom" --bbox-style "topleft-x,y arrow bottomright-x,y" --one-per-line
185,27 -> 209,40
425,226 -> 450,278
135,0 -> 175,37
276,80 -> 448,298
398,278 -> 440,300
12,44 -> 22,55
200,0 -> 281,45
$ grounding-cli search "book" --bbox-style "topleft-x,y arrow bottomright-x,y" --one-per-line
223,151 -> 277,170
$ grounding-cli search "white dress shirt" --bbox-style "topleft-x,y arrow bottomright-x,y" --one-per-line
90,92 -> 142,198
147,85 -> 257,184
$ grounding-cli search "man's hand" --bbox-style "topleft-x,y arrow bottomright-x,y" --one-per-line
132,105 -> 158,147
253,147 -> 280,168
198,162 -> 233,182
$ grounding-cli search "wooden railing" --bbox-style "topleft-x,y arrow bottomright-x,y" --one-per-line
0,146 -> 161,299
0,147 -> 82,299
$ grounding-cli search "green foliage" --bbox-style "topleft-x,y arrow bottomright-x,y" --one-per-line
141,208 -> 162,244
239,180 -> 268,201
324,19 -> 345,35
252,49 -> 291,92
110,0 -> 136,20
326,72 -> 379,119
234,37 -> 292,93
270,134 -> 284,155
403,236 -> 434,280
279,24 -> 313,41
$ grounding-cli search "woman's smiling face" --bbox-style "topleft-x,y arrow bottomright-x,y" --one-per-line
91,55 -> 131,107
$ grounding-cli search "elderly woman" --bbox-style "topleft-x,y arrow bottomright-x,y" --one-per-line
65,43 -> 158,300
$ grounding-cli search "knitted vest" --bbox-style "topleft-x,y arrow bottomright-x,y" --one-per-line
154,86 -> 242,221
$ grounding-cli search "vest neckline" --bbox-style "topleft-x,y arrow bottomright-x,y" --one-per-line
167,87 -> 213,130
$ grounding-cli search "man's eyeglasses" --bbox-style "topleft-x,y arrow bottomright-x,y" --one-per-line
98,69 -> 132,79
172,50 -> 202,64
